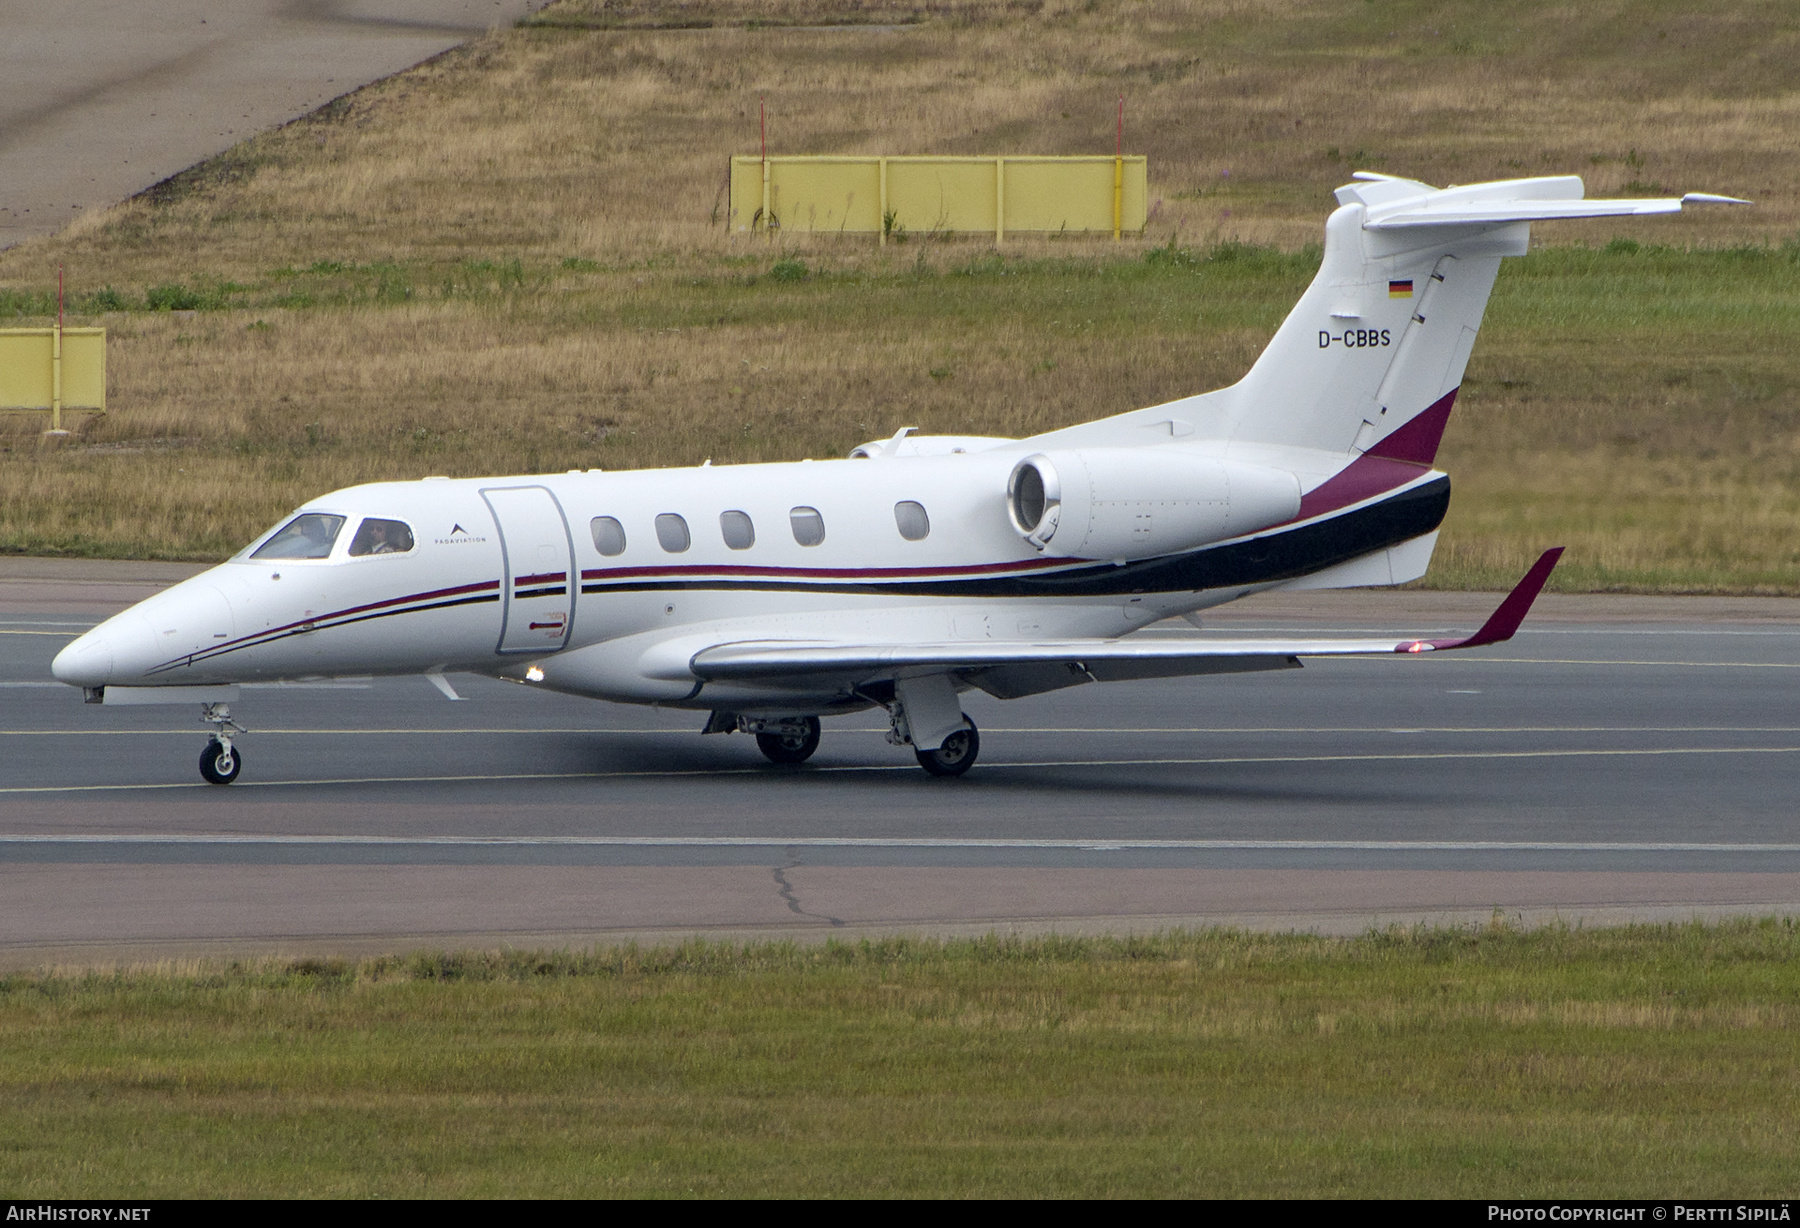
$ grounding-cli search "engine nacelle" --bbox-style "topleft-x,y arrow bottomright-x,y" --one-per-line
1006,448 -> 1300,560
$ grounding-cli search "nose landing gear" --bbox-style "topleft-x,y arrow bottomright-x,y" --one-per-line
198,702 -> 245,785
200,739 -> 241,785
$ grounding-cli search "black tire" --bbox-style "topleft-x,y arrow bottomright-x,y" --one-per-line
915,721 -> 979,777
199,739 -> 241,785
756,717 -> 821,765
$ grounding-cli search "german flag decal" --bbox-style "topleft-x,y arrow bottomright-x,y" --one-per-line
1389,279 -> 1414,298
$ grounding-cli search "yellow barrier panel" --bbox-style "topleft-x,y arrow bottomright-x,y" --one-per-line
728,155 -> 1148,242
0,326 -> 106,432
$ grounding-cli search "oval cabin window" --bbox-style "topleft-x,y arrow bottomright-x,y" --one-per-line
720,510 -> 755,550
894,501 -> 930,541
655,513 -> 691,553
590,517 -> 626,556
789,506 -> 826,547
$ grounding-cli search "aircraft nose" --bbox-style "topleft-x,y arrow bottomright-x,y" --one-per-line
51,626 -> 114,687
51,613 -> 160,688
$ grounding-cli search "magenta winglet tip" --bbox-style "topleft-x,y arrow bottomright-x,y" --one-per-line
1395,547 -> 1564,653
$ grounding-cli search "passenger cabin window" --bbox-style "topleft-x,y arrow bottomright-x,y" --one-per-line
348,518 -> 415,557
789,506 -> 825,547
251,513 -> 346,560
720,510 -> 755,550
894,501 -> 930,541
591,516 -> 626,556
655,513 -> 691,553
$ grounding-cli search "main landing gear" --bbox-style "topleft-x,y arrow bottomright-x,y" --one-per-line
755,716 -> 822,765
707,693 -> 982,776
198,702 -> 245,785
704,714 -> 824,765
886,675 -> 981,777
914,722 -> 980,777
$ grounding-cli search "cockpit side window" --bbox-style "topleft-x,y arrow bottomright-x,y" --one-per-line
250,513 -> 346,560
348,518 -> 416,557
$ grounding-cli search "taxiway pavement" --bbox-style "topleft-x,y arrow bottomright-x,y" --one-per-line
3,559 -> 1797,965
0,0 -> 544,249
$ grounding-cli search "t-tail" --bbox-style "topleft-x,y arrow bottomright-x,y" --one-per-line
1047,173 -> 1745,472
1223,174 -> 1744,466
1030,173 -> 1744,587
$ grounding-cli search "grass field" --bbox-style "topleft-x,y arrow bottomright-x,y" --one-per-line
0,0 -> 1797,588
3,923 -> 1797,1198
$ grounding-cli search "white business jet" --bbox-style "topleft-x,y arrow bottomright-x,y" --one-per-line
53,173 -> 1744,782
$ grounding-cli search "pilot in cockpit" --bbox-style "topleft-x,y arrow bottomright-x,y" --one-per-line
348,517 -> 415,557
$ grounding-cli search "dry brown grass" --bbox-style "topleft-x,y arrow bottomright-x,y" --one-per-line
14,0 -> 1795,283
0,0 -> 1796,584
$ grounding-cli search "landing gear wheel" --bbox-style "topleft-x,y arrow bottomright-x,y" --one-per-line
756,717 -> 821,765
915,721 -> 979,777
199,738 -> 241,785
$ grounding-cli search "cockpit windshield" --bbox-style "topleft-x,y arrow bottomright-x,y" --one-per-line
250,513 -> 346,560
348,518 -> 415,556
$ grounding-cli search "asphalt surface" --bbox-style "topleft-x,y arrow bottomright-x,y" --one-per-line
0,0 -> 545,249
3,560 -> 1799,964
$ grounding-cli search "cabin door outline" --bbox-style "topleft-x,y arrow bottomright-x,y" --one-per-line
481,485 -> 576,654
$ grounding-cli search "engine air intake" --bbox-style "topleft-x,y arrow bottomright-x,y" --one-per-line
1007,455 -> 1061,550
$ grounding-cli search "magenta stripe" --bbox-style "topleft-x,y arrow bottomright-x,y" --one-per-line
1288,388 -> 1460,523
1295,456 -> 1432,521
1367,388 -> 1458,465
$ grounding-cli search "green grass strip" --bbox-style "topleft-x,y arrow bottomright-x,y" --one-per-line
3,921 -> 1798,1197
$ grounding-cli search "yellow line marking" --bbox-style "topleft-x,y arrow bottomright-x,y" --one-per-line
6,834 -> 1799,853
991,746 -> 1800,769
1,744 -> 1797,795
971,725 -> 1800,735
0,727 -> 711,736
6,725 -> 1800,737
7,724 -> 1800,736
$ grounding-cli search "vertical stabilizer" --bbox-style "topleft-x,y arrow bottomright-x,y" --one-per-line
1215,175 -> 1745,464
1224,187 -> 1515,461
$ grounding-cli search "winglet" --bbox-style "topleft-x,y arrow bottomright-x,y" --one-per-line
1396,547 -> 1564,654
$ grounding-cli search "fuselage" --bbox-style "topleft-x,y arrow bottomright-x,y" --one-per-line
49,444 -> 1450,713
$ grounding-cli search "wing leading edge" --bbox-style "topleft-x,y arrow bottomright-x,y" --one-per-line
690,548 -> 1564,696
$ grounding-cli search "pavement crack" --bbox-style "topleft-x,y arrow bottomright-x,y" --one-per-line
772,861 -> 845,927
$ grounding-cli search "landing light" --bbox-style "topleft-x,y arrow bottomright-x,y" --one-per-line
525,665 -> 545,682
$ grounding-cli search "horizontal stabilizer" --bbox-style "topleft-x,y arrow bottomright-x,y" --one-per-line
689,549 -> 1564,686
1354,175 -> 1750,230
1367,196 -> 1747,229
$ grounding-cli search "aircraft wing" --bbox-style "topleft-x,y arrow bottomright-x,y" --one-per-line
690,549 -> 1563,698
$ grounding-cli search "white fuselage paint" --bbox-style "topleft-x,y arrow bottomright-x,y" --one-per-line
54,448 -> 1324,713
